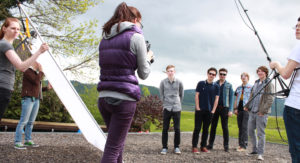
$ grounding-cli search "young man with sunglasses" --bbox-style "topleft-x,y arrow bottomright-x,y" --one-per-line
207,68 -> 234,152
192,67 -> 220,153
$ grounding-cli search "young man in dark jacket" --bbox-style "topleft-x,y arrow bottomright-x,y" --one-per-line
207,68 -> 234,152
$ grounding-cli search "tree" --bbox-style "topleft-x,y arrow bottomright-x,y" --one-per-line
131,95 -> 163,132
2,1 -> 102,122
0,0 -> 34,21
142,86 -> 150,97
2,0 -> 101,78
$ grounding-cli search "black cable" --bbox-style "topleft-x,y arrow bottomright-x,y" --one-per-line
17,1 -> 26,33
235,0 -> 290,143
234,0 -> 254,32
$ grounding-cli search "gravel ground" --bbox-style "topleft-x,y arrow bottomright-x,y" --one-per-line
0,132 -> 291,163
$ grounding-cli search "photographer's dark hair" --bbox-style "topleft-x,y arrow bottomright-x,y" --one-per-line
207,67 -> 218,75
102,2 -> 141,35
298,17 -> 300,21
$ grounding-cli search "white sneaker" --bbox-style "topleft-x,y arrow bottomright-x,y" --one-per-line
257,155 -> 264,160
174,147 -> 181,154
160,148 -> 167,155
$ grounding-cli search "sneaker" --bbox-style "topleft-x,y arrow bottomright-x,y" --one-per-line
247,151 -> 258,156
257,155 -> 264,160
200,147 -> 209,153
236,147 -> 246,152
174,147 -> 181,154
160,148 -> 167,155
192,147 -> 200,154
14,143 -> 26,150
24,141 -> 39,147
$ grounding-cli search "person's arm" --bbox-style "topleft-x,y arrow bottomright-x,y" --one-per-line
195,92 -> 200,110
5,43 -> 49,72
179,81 -> 184,102
270,60 -> 299,80
244,87 -> 253,111
159,81 -> 164,102
228,85 -> 234,116
211,96 -> 219,113
258,83 -> 275,116
130,33 -> 152,80
234,90 -> 238,115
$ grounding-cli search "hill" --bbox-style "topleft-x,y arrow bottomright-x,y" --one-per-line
73,81 -> 286,115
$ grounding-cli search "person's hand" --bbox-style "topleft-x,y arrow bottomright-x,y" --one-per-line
211,110 -> 215,114
38,43 -> 49,54
196,106 -> 200,111
269,61 -> 279,69
228,111 -> 233,117
234,110 -> 238,115
147,50 -> 154,62
47,83 -> 52,90
244,107 -> 248,112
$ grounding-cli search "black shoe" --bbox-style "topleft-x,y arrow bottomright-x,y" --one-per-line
247,151 -> 258,156
224,148 -> 229,152
206,145 -> 213,150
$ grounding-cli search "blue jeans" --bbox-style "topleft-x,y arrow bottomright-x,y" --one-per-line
284,105 -> 300,163
15,97 -> 40,143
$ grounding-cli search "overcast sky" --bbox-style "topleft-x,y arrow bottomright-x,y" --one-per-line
78,0 -> 300,90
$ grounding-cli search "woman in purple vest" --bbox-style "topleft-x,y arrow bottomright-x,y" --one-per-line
97,2 -> 153,163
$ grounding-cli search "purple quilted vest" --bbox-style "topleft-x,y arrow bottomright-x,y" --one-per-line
97,25 -> 142,100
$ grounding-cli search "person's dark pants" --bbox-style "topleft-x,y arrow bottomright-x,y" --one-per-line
208,106 -> 229,149
98,97 -> 136,163
0,88 -> 12,122
237,110 -> 249,149
192,110 -> 212,148
162,109 -> 181,149
283,105 -> 300,163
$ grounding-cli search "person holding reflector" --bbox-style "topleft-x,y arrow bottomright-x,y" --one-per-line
0,17 -> 48,122
97,2 -> 153,163
269,16 -> 300,163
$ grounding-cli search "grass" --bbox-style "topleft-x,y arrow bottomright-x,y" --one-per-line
150,111 -> 288,144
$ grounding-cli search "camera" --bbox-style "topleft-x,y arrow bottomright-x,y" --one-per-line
145,40 -> 154,63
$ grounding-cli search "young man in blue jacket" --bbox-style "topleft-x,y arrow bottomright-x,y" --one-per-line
207,68 -> 234,152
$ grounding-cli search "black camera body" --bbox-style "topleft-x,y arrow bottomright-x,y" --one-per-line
145,40 -> 154,63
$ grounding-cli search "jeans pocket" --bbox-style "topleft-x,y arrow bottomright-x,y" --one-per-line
294,108 -> 300,117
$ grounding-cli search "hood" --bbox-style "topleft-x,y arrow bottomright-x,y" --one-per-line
103,21 -> 136,39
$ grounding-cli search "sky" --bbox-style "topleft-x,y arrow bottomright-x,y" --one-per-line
77,0 -> 300,90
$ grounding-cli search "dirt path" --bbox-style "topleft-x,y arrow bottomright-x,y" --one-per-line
0,132 -> 291,163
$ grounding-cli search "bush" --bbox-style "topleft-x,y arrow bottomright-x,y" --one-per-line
131,95 -> 163,132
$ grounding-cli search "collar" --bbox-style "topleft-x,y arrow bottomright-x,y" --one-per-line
168,77 -> 176,83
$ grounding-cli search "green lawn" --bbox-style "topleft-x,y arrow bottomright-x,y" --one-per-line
151,111 -> 287,144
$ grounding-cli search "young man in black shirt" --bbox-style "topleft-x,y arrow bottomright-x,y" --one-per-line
192,67 -> 220,153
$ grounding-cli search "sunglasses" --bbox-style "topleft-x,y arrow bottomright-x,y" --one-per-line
220,73 -> 227,76
208,72 -> 216,76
